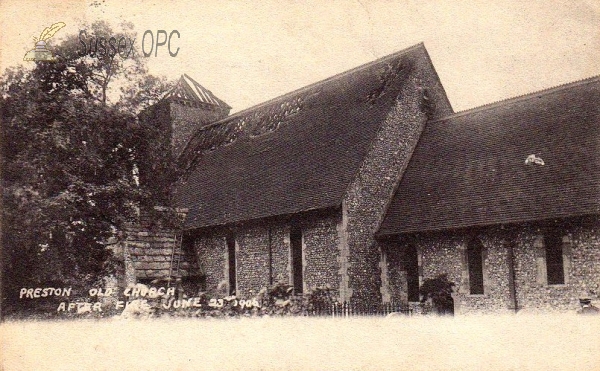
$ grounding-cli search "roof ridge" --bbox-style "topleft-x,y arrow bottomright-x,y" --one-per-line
429,74 -> 600,123
195,43 -> 427,132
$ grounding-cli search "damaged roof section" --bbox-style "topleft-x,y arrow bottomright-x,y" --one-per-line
174,43 -> 452,230
378,76 -> 600,236
165,74 -> 231,110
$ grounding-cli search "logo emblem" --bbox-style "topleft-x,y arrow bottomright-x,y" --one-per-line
23,22 -> 66,62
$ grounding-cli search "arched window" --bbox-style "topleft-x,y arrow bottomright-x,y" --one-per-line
467,238 -> 484,295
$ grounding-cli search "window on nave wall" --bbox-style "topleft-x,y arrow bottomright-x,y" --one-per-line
226,233 -> 237,295
405,242 -> 420,302
290,225 -> 303,294
467,238 -> 484,295
545,232 -> 565,285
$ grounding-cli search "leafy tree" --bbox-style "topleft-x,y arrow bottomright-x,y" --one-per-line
1,21 -> 176,317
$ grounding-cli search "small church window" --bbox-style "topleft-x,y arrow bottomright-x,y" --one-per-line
405,242 -> 420,302
290,225 -> 303,294
467,238 -> 484,295
226,233 -> 236,295
545,232 -> 565,285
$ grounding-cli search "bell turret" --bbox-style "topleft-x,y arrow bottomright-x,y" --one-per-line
141,75 -> 231,158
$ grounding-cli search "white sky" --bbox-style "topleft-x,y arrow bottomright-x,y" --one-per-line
1,0 -> 599,113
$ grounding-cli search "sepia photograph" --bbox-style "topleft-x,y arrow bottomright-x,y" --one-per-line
1,1 -> 599,370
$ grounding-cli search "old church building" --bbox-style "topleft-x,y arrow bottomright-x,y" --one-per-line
126,43 -> 599,314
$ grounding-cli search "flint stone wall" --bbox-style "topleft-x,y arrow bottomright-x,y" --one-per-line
194,232 -> 228,293
383,218 -> 600,314
190,211 -> 342,299
513,221 -> 600,312
342,59 -> 451,306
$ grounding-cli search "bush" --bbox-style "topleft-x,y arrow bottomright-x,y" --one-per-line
419,274 -> 455,315
142,282 -> 337,319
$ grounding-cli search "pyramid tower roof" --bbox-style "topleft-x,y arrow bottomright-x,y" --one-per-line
164,74 -> 231,110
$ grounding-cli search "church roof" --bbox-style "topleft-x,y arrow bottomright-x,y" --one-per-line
378,76 -> 600,236
174,43 -> 452,230
164,74 -> 231,109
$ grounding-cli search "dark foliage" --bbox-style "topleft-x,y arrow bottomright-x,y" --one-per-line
1,21 -> 176,317
419,274 -> 455,315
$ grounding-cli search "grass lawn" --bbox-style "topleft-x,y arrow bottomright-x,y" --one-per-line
1,313 -> 599,371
